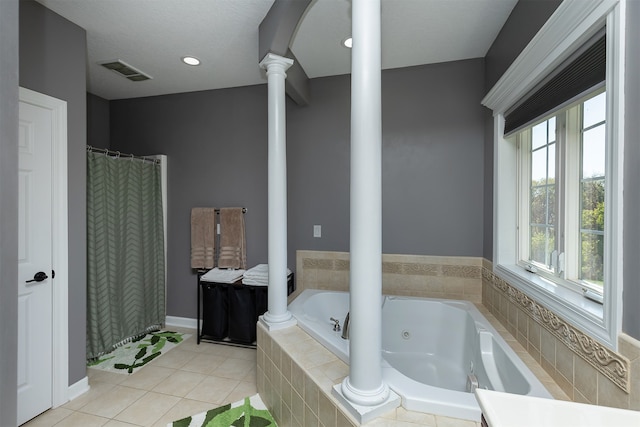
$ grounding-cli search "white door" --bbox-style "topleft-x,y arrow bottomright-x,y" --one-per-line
17,98 -> 54,425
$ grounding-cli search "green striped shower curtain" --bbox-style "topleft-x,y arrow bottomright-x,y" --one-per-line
86,151 -> 165,360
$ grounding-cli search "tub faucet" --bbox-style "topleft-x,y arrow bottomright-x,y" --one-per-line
341,312 -> 350,340
329,317 -> 341,332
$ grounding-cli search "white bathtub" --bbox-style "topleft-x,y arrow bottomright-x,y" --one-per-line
287,289 -> 552,421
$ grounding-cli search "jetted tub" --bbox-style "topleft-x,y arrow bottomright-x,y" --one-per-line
287,289 -> 552,421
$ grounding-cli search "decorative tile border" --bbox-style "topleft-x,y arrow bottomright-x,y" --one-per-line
302,253 -> 481,279
301,257 -> 350,271
484,268 -> 630,393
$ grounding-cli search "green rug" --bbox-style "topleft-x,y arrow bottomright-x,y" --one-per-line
88,330 -> 189,374
169,394 -> 277,427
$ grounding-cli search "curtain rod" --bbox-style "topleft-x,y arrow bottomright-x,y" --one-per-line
87,145 -> 160,164
214,208 -> 247,214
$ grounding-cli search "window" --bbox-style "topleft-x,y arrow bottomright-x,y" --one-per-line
517,90 -> 606,298
482,0 -> 625,349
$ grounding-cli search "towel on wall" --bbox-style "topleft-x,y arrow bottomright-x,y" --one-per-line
218,207 -> 247,269
191,207 -> 216,269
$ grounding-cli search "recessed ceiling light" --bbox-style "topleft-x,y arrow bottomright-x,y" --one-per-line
342,37 -> 352,49
182,56 -> 201,66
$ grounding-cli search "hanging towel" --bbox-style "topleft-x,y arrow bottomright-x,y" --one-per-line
191,207 -> 216,269
218,207 -> 247,269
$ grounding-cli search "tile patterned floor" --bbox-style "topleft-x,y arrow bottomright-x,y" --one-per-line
23,328 -> 258,427
25,327 -> 488,427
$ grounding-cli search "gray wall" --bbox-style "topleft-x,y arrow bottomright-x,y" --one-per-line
0,0 -> 19,424
623,0 -> 640,339
111,85 -> 271,319
19,0 -> 88,385
87,93 -> 110,150
288,60 -> 486,257
482,0 -> 562,260
111,58 -> 486,319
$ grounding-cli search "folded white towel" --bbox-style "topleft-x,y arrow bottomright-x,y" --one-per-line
201,268 -> 246,284
243,264 -> 291,279
242,278 -> 269,287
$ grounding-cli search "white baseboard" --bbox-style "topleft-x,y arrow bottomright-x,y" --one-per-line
67,376 -> 90,402
165,315 -> 199,330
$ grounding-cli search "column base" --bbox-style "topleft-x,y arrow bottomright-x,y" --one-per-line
332,380 -> 400,424
259,313 -> 297,331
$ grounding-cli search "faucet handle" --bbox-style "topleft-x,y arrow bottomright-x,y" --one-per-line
329,317 -> 341,332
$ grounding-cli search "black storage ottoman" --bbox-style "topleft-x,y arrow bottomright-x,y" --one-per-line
200,282 -> 228,340
228,285 -> 256,344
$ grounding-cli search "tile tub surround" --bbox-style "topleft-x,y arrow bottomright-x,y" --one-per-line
257,308 -> 566,427
482,260 -> 640,411
294,250 -> 483,304
291,250 -> 640,415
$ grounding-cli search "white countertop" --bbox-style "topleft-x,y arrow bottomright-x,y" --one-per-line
476,389 -> 640,427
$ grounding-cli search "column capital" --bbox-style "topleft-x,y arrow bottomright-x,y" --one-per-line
259,53 -> 294,74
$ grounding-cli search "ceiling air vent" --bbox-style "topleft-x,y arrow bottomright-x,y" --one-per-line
100,60 -> 152,82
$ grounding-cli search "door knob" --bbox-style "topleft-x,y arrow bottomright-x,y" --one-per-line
25,271 -> 48,283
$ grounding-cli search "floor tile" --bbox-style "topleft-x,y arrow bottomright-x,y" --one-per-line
211,357 -> 255,380
103,421 -> 142,427
78,385 -> 146,419
64,379 -> 118,411
22,407 -> 74,426
149,349 -> 198,370
184,375 -> 240,404
180,353 -> 226,374
152,370 -> 207,397
150,399 -> 218,427
119,365 -> 177,391
54,411 -> 110,427
114,391 -> 180,426
225,380 -> 258,404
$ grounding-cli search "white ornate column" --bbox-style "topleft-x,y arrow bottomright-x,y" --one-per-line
259,53 -> 296,330
332,0 -> 399,422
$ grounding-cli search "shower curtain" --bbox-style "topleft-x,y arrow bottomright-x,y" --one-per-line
86,150 -> 165,360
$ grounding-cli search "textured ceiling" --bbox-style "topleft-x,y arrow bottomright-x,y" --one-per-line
36,0 -> 518,100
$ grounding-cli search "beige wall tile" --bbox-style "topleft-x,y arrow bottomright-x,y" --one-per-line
630,358 -> 640,410
292,389 -> 305,424
318,392 -> 337,427
304,373 -> 320,415
291,361 -> 305,398
619,333 -> 640,362
574,355 -> 598,404
573,389 -> 591,405
282,350 -> 292,384
555,342 -> 574,386
517,309 -> 528,339
305,404 -> 319,427
528,318 -> 541,352
597,372 -> 630,409
336,408 -> 358,427
551,367 -> 574,399
540,328 -> 556,366
280,401 -> 293,427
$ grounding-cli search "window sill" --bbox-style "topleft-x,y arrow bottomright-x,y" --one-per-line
494,263 -> 612,347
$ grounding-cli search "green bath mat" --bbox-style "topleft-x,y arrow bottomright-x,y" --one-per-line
168,394 -> 277,427
88,330 -> 189,374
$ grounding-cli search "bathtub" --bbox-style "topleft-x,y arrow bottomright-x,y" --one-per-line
287,289 -> 552,421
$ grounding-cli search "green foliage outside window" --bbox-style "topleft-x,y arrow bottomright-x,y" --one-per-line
581,180 -> 605,285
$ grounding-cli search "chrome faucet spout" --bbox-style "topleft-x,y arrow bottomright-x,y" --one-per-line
341,312 -> 350,340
